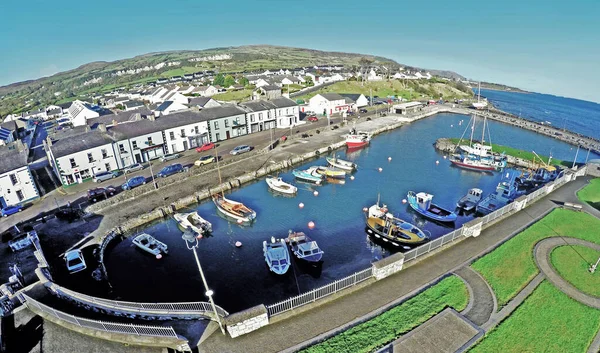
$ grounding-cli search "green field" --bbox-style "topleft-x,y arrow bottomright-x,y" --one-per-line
577,178 -> 600,210
448,138 -> 566,166
551,245 -> 600,297
469,280 -> 600,353
300,276 -> 468,353
212,89 -> 254,102
471,208 -> 600,306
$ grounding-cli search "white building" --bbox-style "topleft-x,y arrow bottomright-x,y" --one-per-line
339,94 -> 369,108
153,101 -> 189,117
309,93 -> 351,116
68,100 -> 101,127
240,100 -> 278,133
0,142 -> 39,207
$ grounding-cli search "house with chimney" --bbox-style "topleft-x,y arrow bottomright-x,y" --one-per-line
0,141 -> 40,207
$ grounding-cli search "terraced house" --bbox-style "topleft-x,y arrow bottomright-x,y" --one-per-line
0,142 -> 40,207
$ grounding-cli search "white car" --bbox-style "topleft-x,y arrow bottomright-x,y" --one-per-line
160,153 -> 180,162
124,163 -> 144,174
64,249 -> 87,274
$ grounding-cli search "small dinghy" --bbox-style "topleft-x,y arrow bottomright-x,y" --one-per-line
292,168 -> 323,184
213,194 -> 256,223
315,166 -> 346,179
263,237 -> 290,275
286,230 -> 324,263
266,177 -> 298,195
132,233 -> 168,256
174,211 -> 212,236
456,188 -> 483,212
326,156 -> 357,171
407,191 -> 457,223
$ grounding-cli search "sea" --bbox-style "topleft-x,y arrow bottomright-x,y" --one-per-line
479,89 -> 600,139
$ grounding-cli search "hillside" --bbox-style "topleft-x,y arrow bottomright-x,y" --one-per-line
0,45 -> 464,117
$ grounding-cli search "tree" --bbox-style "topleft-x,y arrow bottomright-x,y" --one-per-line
359,57 -> 374,86
304,76 -> 314,86
239,77 -> 250,87
223,75 -> 236,87
213,73 -> 225,86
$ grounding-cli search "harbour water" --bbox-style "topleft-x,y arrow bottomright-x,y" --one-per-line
104,112 -> 600,312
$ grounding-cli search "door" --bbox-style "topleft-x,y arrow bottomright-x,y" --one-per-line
75,172 -> 82,184
226,131 -> 231,139
183,140 -> 188,150
134,154 -> 142,164
0,196 -> 6,208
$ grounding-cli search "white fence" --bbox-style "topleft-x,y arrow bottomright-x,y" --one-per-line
267,267 -> 373,316
23,294 -> 179,339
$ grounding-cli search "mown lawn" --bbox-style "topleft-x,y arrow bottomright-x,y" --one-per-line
577,178 -> 600,211
471,208 -> 600,306
300,275 -> 468,353
448,138 -> 564,165
551,245 -> 600,297
469,281 -> 600,353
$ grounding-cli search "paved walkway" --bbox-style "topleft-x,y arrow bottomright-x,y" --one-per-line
199,175 -> 592,353
454,267 -> 496,326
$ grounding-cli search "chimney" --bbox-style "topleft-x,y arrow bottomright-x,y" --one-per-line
148,114 -> 156,121
112,119 -> 118,127
98,123 -> 107,132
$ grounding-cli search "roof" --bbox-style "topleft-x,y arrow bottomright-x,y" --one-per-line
189,97 -> 213,107
239,100 -> 277,112
393,102 -> 424,109
86,108 -> 151,128
50,129 -> 115,158
0,145 -> 28,175
46,108 -> 62,116
269,97 -> 298,109
261,85 -> 281,91
318,93 -> 345,101
124,100 -> 144,108
339,93 -> 363,102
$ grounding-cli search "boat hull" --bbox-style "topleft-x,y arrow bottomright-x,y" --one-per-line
365,223 -> 428,249
213,196 -> 256,224
346,140 -> 369,148
407,192 -> 457,223
450,159 -> 497,172
266,178 -> 297,195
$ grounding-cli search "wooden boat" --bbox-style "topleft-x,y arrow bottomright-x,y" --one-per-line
315,166 -> 346,179
266,177 -> 297,195
132,233 -> 168,256
292,168 -> 323,184
477,173 -> 520,215
263,237 -> 290,275
286,230 -> 324,263
456,188 -> 483,211
449,154 -> 498,172
173,211 -> 212,236
326,156 -> 357,171
213,194 -> 256,223
407,191 -> 457,223
345,127 -> 371,148
365,203 -> 429,248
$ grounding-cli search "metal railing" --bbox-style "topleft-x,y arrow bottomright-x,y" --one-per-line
403,228 -> 463,263
267,267 -> 373,316
23,294 -> 179,339
33,250 -> 48,267
49,283 -> 228,319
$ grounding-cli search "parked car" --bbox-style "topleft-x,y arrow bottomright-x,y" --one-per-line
304,110 -> 316,116
64,249 -> 87,274
230,145 -> 252,155
195,142 -> 215,152
93,171 -> 118,183
160,153 -> 180,162
1,205 -> 23,217
359,108 -> 368,113
87,187 -> 116,203
157,163 -> 185,178
195,155 -> 215,166
121,176 -> 146,190
307,116 -> 318,122
123,163 -> 144,174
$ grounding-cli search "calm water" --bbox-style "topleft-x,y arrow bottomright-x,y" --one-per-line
479,89 -> 600,139
104,113 -> 600,312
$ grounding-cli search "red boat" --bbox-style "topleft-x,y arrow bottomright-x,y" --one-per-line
345,128 -> 371,148
449,155 -> 497,172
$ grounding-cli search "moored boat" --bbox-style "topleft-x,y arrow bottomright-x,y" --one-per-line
345,128 -> 371,148
456,188 -> 483,211
173,211 -> 212,236
213,194 -> 256,223
365,202 -> 429,248
292,168 -> 323,184
286,230 -> 324,263
315,166 -> 346,179
326,156 -> 357,171
477,172 -> 520,215
407,191 -> 457,223
132,233 -> 168,256
449,154 -> 498,172
266,177 -> 298,195
263,237 -> 291,275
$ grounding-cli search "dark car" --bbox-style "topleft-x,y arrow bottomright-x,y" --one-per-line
359,108 -> 368,113
87,187 -> 117,203
157,163 -> 185,178
1,205 -> 23,217
121,176 -> 146,190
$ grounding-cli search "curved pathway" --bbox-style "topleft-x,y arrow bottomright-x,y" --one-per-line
453,267 -> 497,326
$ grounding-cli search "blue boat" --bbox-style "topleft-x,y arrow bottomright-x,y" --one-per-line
407,191 -> 457,223
476,172 -> 520,215
263,237 -> 291,275
292,168 -> 323,184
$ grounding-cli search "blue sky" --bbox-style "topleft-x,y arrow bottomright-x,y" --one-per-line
1,0 -> 599,102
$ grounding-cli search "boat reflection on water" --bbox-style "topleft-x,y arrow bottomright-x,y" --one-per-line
345,145 -> 368,159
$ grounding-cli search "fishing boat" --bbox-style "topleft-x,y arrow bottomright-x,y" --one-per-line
132,233 -> 168,256
456,188 -> 483,212
292,168 -> 323,184
173,211 -> 212,236
213,194 -> 256,223
265,177 -> 298,195
476,173 -> 520,215
449,154 -> 498,172
345,127 -> 371,148
407,191 -> 457,223
263,237 -> 291,275
471,82 -> 488,110
365,202 -> 429,248
315,166 -> 346,179
326,156 -> 357,171
286,230 -> 324,263
454,115 -> 507,171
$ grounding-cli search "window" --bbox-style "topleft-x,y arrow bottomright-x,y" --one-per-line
214,121 -> 219,129
180,129 -> 186,138
250,114 -> 255,123
70,158 -> 76,168
9,173 -> 17,185
132,141 -> 138,149
16,190 -> 24,201
286,108 -> 289,115
259,113 -> 263,121
104,163 -> 110,171
194,126 -> 199,134
147,137 -> 153,145
119,144 -> 126,153
101,149 -> 108,159
267,111 -> 271,118
224,120 -> 229,128
87,153 -> 94,163
215,133 -> 220,141
169,131 -> 175,140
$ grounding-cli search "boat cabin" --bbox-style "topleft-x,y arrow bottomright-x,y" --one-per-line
415,192 -> 434,211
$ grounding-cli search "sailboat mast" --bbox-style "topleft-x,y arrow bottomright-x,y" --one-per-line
477,82 -> 481,103
469,115 -> 476,147
215,147 -> 224,197
481,116 -> 486,143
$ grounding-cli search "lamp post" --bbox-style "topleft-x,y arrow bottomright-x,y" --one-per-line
181,229 -> 225,334
148,159 -> 157,190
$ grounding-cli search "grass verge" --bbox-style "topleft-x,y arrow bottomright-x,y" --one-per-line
469,281 -> 600,353
577,177 -> 600,211
212,89 -> 254,102
448,138 -> 565,166
300,275 -> 468,353
551,245 -> 600,297
471,208 -> 600,306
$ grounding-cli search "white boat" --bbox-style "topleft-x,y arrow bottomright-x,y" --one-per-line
213,194 -> 256,223
173,211 -> 212,236
456,188 -> 483,211
326,156 -> 357,171
266,177 -> 298,195
263,237 -> 290,275
345,127 -> 371,148
286,230 -> 324,263
471,82 -> 488,110
132,233 -> 168,256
